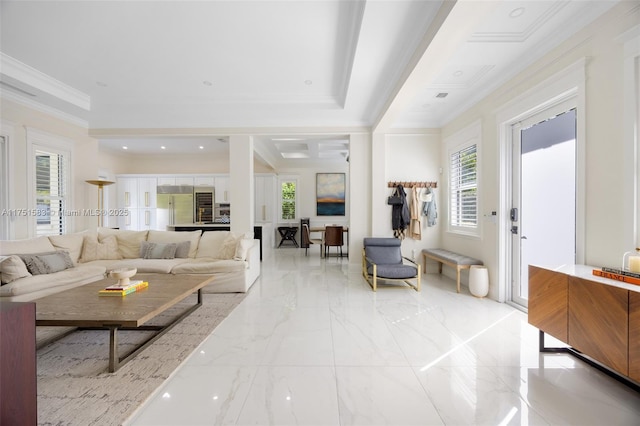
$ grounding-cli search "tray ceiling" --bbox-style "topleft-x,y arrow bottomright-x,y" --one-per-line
0,1 -> 618,166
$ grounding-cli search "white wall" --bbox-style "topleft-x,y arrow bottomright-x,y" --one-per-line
0,99 -> 104,237
440,2 -> 640,299
381,132 -> 441,262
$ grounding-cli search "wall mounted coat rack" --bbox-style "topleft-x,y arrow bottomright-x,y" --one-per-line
387,181 -> 437,189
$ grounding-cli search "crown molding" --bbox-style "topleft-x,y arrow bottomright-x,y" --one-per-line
0,52 -> 90,111
1,89 -> 89,129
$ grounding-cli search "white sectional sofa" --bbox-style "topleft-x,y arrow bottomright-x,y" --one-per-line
0,228 -> 261,302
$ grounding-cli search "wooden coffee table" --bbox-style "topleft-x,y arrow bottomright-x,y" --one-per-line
35,273 -> 214,372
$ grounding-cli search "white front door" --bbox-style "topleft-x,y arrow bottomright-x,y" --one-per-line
510,106 -> 577,308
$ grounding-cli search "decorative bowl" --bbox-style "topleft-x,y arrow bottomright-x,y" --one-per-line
109,267 -> 137,287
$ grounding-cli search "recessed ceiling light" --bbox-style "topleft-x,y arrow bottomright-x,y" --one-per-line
199,146 -> 204,150
304,80 -> 313,85
161,146 -> 166,150
122,146 -> 128,150
509,7 -> 525,18
203,81 -> 213,86
453,70 -> 463,77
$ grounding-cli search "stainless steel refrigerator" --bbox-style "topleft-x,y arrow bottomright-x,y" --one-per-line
156,186 -> 194,230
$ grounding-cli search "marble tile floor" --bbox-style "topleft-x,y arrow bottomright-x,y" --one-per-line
126,248 -> 640,425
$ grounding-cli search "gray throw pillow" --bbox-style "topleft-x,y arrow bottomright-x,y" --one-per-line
18,251 -> 74,275
139,241 -> 177,259
174,241 -> 191,258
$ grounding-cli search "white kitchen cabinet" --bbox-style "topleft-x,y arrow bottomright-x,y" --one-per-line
137,177 -> 157,208
214,176 -> 230,203
116,176 -> 157,230
175,177 -> 194,186
117,208 -> 138,230
117,177 -> 138,209
138,208 -> 157,230
255,174 -> 276,223
157,177 -> 176,186
157,176 -> 194,186
194,176 -> 215,186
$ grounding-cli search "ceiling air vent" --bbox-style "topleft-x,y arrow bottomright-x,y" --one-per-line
435,92 -> 448,98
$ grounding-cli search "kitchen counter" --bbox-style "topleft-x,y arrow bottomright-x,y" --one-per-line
167,224 -> 264,260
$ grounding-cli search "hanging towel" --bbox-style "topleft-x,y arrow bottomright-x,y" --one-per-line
421,187 -> 437,226
409,186 -> 422,240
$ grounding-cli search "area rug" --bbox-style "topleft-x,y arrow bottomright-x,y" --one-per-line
36,292 -> 246,426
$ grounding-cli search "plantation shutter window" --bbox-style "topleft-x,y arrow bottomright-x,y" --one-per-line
449,144 -> 478,229
35,148 -> 69,236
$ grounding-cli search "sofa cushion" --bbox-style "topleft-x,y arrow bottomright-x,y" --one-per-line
171,258 -> 246,274
19,251 -> 74,275
139,241 -> 177,259
234,238 -> 254,261
48,232 -> 85,264
100,259 -> 190,274
0,264 -> 107,297
0,236 -> 55,256
98,228 -> 148,259
0,255 -> 32,284
195,231 -> 229,259
147,230 -> 200,258
80,234 -> 121,262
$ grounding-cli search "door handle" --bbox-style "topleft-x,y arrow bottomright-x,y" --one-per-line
511,225 -> 518,234
510,208 -> 518,222
521,235 -> 528,240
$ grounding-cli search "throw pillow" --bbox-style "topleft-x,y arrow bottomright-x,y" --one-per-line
174,241 -> 191,258
18,251 -> 74,276
80,234 -> 121,262
98,228 -> 148,259
146,230 -> 201,258
48,232 -> 86,264
233,238 -> 253,261
220,232 -> 242,260
0,255 -> 32,284
139,241 -> 177,259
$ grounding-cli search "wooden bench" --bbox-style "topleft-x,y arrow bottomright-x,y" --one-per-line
422,249 -> 483,293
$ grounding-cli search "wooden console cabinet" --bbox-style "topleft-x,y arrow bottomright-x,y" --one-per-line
0,302 -> 37,425
529,265 -> 640,385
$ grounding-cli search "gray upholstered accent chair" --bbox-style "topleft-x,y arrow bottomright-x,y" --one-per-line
362,237 -> 421,292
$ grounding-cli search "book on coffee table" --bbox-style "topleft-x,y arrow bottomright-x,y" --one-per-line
99,281 -> 149,296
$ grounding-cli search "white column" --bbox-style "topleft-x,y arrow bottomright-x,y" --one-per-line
229,135 -> 254,236
347,132 -> 371,263
371,132 -> 388,236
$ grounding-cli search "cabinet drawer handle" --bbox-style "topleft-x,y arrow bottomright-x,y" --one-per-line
145,192 -> 150,207
125,192 -> 130,207
262,205 -> 266,221
126,211 -> 131,226
145,210 -> 150,226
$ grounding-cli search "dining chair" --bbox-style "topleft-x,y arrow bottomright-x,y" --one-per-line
301,224 -> 323,256
324,225 -> 344,258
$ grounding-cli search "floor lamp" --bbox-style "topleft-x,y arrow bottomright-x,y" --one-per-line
86,179 -> 115,227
